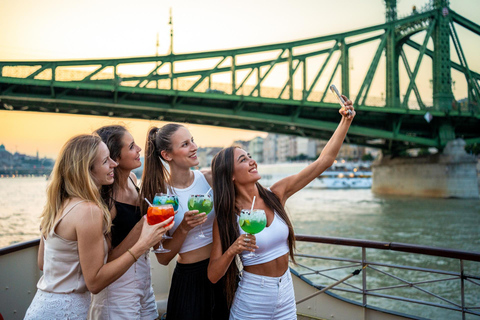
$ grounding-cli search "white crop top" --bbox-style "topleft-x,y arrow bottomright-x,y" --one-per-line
238,211 -> 290,266
167,170 -> 215,253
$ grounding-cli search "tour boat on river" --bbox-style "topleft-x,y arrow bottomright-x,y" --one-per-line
259,161 -> 372,189
1,236 -> 479,319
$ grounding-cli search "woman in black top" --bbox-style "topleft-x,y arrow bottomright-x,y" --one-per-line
89,125 -> 161,320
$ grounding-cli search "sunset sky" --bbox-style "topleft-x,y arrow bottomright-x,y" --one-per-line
0,0 -> 479,159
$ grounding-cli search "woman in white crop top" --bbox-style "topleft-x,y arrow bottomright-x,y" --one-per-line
24,134 -> 172,320
140,124 -> 229,320
208,98 -> 355,319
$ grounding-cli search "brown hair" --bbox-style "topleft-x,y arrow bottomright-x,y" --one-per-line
94,125 -> 128,210
140,123 -> 184,214
211,146 -> 296,307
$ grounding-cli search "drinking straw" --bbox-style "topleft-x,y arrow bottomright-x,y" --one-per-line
250,196 -> 256,212
144,198 -> 153,207
205,187 -> 212,195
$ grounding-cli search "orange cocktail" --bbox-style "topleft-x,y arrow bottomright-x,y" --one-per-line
147,204 -> 175,226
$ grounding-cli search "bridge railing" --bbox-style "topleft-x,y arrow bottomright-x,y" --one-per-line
1,7 -> 479,151
2,9 -> 477,113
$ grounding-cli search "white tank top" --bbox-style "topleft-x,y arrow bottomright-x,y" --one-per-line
37,201 -> 108,293
238,210 -> 290,266
167,170 -> 215,253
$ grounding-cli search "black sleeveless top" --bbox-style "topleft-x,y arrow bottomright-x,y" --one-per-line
110,177 -> 141,248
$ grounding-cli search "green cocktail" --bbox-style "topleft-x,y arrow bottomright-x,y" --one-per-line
239,209 -> 266,258
187,194 -> 213,214
239,209 -> 267,234
187,194 -> 213,238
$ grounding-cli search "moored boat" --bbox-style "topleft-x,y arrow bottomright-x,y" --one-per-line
258,162 -> 372,189
1,236 -> 479,319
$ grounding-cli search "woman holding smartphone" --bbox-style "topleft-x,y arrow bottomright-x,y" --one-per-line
208,97 -> 355,319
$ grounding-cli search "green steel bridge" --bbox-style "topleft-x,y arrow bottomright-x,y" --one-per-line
0,0 -> 479,153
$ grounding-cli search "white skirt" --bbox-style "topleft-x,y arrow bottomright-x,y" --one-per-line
230,269 -> 297,320
24,289 -> 90,320
88,251 -> 157,320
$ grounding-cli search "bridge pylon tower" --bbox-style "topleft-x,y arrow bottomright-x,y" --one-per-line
384,0 -> 401,111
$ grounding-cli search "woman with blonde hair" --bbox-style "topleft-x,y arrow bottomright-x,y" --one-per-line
25,134 -> 173,320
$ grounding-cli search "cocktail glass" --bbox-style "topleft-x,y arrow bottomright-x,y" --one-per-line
147,204 -> 175,253
187,194 -> 213,239
153,193 -> 179,239
239,209 -> 267,258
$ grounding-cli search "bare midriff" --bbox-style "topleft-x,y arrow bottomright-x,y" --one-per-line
243,253 -> 289,277
177,243 -> 213,264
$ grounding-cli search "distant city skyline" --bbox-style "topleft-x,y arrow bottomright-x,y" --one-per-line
0,142 -> 55,177
0,110 -> 268,159
0,143 -> 52,159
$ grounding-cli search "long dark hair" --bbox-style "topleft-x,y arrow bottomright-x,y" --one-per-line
140,123 -> 184,215
94,125 -> 128,210
211,146 -> 296,307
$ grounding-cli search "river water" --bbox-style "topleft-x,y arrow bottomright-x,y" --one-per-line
1,177 -> 479,318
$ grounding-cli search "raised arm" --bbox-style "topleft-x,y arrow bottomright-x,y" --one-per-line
77,203 -> 173,294
271,97 -> 355,204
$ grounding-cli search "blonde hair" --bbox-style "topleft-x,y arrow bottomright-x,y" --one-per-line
40,134 -> 112,237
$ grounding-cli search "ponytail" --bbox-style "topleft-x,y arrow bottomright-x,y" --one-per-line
140,127 -> 169,215
140,124 -> 184,215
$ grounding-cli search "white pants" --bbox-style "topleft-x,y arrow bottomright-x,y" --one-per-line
230,269 -> 297,320
88,252 -> 158,320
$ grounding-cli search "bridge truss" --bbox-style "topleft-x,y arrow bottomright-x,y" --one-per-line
0,1 -> 479,152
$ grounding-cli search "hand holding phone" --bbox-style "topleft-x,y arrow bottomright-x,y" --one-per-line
330,84 -> 353,116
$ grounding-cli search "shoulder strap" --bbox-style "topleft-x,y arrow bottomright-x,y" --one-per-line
128,175 -> 140,192
53,200 -> 88,230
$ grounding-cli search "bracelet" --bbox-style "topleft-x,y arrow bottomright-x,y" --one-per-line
127,249 -> 138,262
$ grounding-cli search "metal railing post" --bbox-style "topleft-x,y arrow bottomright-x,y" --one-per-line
461,259 -> 465,320
362,247 -> 367,320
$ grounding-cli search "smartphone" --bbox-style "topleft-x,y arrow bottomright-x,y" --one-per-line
330,85 -> 353,115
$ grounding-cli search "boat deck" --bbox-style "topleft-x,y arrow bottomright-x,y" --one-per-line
1,237 -> 480,319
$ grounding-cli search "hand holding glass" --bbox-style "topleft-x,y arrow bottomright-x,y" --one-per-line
147,204 -> 175,253
239,209 -> 267,258
153,193 -> 178,239
187,194 -> 213,239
